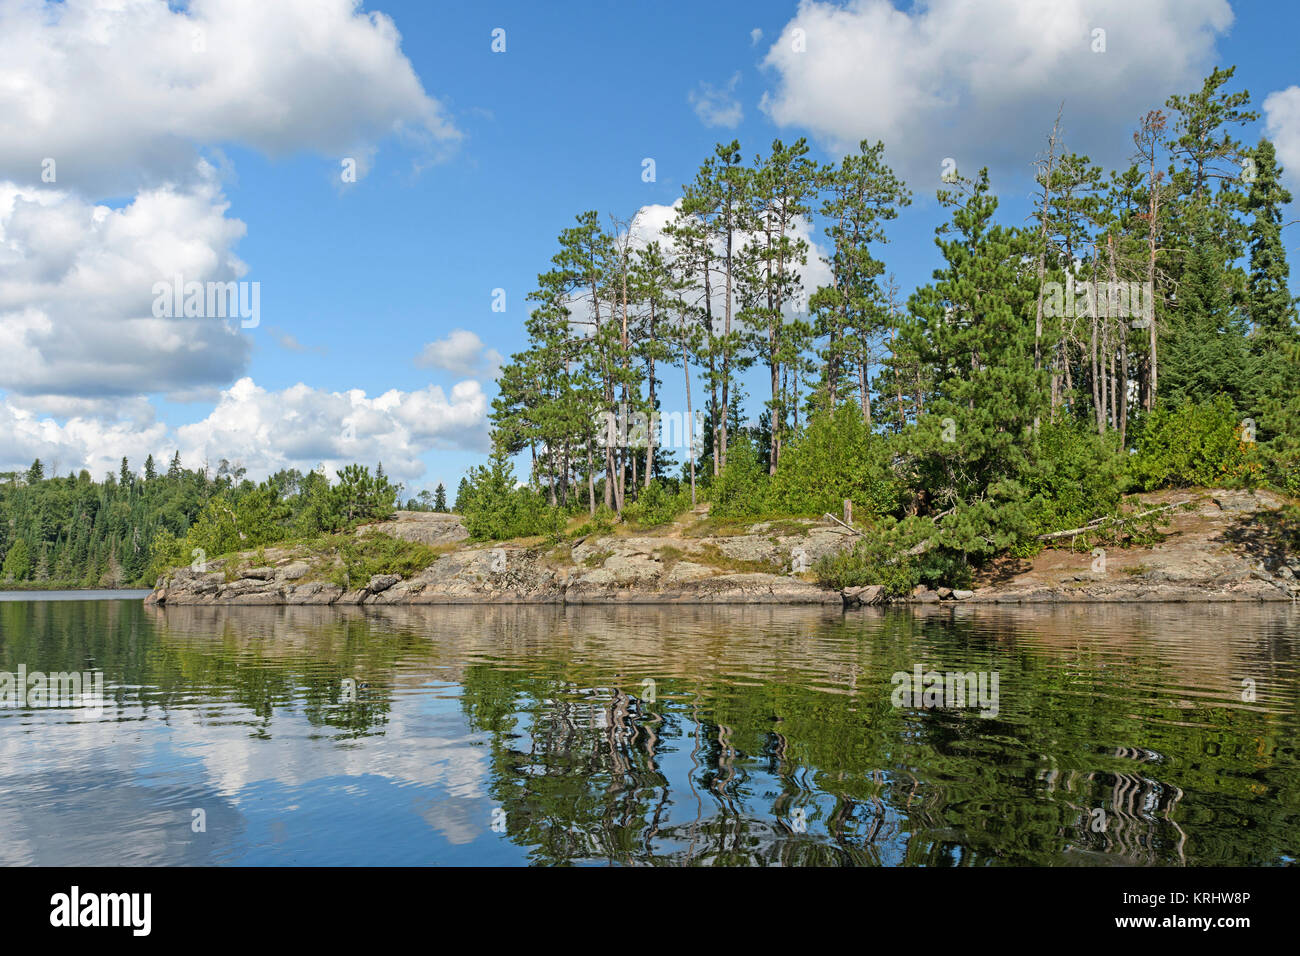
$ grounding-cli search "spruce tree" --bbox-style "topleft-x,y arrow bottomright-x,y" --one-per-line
1161,205 -> 1250,409
1242,137 -> 1300,486
2,538 -> 31,582
1243,139 -> 1299,412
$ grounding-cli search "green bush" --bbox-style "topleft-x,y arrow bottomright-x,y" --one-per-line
769,405 -> 902,518
708,436 -> 770,517
1261,403 -> 1300,496
1021,421 -> 1125,535
570,507 -> 616,539
331,533 -> 441,588
1,538 -> 32,582
623,480 -> 690,527
181,490 -> 286,559
458,449 -> 565,540
813,517 -> 936,596
1129,395 -> 1257,490
145,529 -> 186,582
915,546 -> 973,590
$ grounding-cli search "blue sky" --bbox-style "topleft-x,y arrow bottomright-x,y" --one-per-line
1,0 -> 1298,496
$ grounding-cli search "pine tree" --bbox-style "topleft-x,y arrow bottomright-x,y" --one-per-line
1241,136 -> 1300,486
631,240 -> 677,487
434,483 -> 447,512
736,138 -> 818,473
810,139 -> 910,422
1165,66 -> 1258,238
902,169 -> 1044,555
676,142 -> 749,474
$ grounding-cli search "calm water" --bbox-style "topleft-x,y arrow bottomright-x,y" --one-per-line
1,598 -> 1296,866
0,589 -> 151,602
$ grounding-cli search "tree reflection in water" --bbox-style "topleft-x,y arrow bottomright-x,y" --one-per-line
1,600 -> 1294,866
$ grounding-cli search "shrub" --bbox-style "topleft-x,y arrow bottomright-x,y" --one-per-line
182,491 -> 282,559
769,405 -> 902,518
570,507 -> 616,539
708,436 -> 770,518
1021,421 -> 1125,535
1129,395 -> 1258,490
623,480 -> 690,527
1261,402 -> 1300,496
814,517 -> 935,596
323,533 -> 441,588
458,449 -> 563,540
145,529 -> 186,582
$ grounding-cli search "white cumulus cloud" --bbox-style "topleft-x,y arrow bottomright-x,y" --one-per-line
1264,86 -> 1300,192
0,377 -> 490,482
759,0 -> 1234,185
415,330 -> 504,378
0,0 -> 459,195
0,169 -> 253,406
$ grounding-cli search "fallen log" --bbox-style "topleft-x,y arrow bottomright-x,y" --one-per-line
822,512 -> 864,536
1036,502 -> 1182,543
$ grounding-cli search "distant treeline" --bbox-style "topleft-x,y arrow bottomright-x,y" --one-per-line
0,456 -> 446,588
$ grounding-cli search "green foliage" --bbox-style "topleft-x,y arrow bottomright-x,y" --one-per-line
901,169 -> 1045,513
1129,396 -> 1257,490
183,489 -> 283,559
1,454 -> 232,588
622,480 -> 690,528
570,507 -> 616,539
458,449 -> 563,541
452,477 -> 471,513
330,464 -> 398,528
156,463 -> 396,575
768,405 -> 901,517
813,517 -> 930,596
931,486 -> 1036,563
1160,208 -> 1251,409
1264,419 -> 1300,496
145,529 -> 186,583
2,538 -> 32,582
815,516 -> 974,596
330,533 -> 442,589
707,436 -> 770,518
1021,421 -> 1125,535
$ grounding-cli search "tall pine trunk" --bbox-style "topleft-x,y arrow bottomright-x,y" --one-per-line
683,332 -> 697,508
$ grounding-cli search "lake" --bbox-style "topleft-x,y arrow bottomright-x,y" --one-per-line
1,595 -> 1296,866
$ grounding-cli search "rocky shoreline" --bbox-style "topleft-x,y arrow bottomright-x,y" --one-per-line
145,489 -> 1299,608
